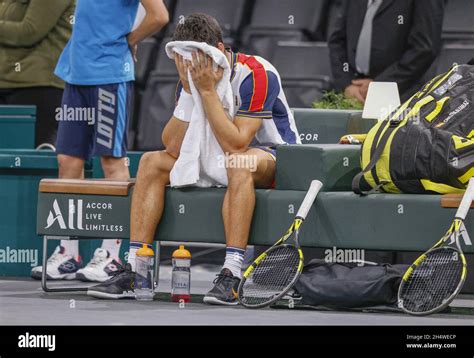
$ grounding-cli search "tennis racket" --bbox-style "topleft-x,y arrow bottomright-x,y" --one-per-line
238,180 -> 323,308
398,177 -> 474,316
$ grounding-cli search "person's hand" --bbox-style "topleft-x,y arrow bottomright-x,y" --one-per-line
174,54 -> 192,94
344,84 -> 365,103
189,51 -> 224,94
127,35 -> 138,62
352,78 -> 373,100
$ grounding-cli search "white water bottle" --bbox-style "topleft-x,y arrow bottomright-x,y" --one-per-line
171,245 -> 191,303
134,244 -> 154,301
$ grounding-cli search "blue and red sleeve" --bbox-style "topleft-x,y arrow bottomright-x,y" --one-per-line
236,55 -> 279,119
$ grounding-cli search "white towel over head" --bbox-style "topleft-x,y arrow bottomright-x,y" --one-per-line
165,41 -> 235,187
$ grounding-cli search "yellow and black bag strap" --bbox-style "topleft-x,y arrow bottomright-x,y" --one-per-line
352,119 -> 402,195
352,94 -> 418,195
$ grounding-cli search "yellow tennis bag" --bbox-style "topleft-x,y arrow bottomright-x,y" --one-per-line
353,64 -> 474,195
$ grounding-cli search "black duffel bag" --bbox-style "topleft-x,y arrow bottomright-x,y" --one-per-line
293,259 -> 408,309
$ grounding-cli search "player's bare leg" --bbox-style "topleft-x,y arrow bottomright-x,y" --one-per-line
57,154 -> 85,179
43,154 -> 85,275
222,149 -> 276,249
130,151 -> 175,246
43,157 -> 130,282
79,156 -> 131,281
204,148 -> 276,306
87,150 -> 175,299
33,154 -> 85,281
101,156 -> 130,180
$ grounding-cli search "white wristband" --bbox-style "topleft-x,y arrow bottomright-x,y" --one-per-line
173,91 -> 194,122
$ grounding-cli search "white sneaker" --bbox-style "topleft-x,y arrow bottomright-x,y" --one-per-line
31,246 -> 82,280
76,248 -> 122,282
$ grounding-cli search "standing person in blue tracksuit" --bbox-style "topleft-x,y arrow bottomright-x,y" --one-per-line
31,0 -> 169,283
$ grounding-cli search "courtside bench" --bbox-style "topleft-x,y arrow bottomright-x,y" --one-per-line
1,108 -> 372,277
36,144 -> 474,292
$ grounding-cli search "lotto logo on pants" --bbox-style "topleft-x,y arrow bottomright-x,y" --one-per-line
55,82 -> 134,161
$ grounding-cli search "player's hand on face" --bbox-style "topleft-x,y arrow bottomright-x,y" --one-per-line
174,54 -> 192,94
189,50 -> 224,94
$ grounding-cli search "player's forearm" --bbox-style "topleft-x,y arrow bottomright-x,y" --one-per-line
161,125 -> 176,157
201,90 -> 248,153
162,116 -> 190,159
128,0 -> 169,46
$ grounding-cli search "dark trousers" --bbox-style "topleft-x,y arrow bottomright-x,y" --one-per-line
0,86 -> 63,147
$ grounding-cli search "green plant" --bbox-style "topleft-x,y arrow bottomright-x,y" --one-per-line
312,91 -> 364,110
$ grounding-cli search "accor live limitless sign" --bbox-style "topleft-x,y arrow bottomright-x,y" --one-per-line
45,199 -> 124,232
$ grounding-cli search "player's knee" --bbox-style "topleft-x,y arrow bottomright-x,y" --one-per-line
138,151 -> 169,179
226,154 -> 254,186
138,152 -> 159,174
101,157 -> 128,178
57,154 -> 84,177
100,156 -> 123,166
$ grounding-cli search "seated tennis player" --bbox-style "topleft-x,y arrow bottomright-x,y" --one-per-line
88,13 -> 300,305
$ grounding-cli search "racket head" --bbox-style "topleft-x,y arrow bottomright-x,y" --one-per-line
398,245 -> 467,316
238,242 -> 304,308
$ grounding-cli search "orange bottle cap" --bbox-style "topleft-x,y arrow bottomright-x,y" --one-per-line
172,245 -> 191,259
136,244 -> 154,257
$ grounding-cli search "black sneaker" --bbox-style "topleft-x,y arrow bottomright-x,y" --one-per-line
203,268 -> 241,306
87,263 -> 135,299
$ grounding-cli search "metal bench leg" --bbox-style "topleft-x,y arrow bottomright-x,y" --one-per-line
154,241 -> 161,291
41,235 -> 49,292
41,236 -> 89,293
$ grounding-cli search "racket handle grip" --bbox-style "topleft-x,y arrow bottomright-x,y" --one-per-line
456,177 -> 474,220
296,180 -> 323,220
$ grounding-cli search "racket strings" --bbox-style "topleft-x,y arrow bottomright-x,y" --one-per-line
400,248 -> 464,313
240,245 -> 301,307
